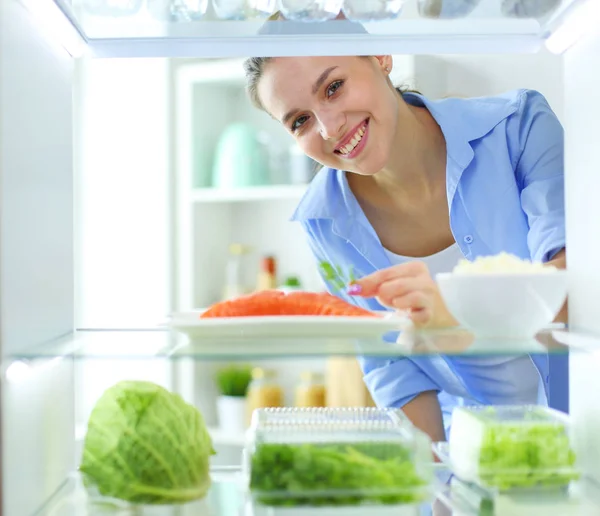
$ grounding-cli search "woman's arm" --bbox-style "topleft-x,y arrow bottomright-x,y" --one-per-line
511,91 -> 567,322
402,390 -> 446,443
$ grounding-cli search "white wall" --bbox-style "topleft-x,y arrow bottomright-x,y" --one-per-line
440,50 -> 564,120
75,57 -> 171,328
564,30 -> 600,484
73,58 -> 173,445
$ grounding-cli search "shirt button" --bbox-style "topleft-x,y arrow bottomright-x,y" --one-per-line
464,235 -> 474,244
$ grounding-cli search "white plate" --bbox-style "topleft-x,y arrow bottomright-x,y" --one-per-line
167,311 -> 411,339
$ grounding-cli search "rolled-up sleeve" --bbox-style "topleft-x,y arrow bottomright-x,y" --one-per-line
361,357 -> 441,408
512,91 -> 565,262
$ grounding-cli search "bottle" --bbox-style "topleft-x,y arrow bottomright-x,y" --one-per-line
223,243 -> 251,300
246,367 -> 284,423
295,371 -> 326,408
256,255 -> 277,291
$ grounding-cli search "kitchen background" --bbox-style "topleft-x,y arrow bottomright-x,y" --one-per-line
72,52 -> 564,462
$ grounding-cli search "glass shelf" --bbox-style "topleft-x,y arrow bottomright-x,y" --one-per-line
51,0 -> 581,57
7,325 -> 600,362
33,467 -> 600,516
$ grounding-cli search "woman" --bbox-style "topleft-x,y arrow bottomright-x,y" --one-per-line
243,55 -> 566,441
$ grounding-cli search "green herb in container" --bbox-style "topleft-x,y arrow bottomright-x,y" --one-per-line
246,407 -> 433,507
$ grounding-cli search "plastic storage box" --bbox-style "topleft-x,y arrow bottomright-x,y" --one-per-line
244,407 -> 434,508
448,405 -> 580,491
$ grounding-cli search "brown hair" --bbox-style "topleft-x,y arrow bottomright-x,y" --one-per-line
243,57 -> 274,111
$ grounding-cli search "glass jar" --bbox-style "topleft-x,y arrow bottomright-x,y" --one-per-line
212,0 -> 277,19
147,0 -> 209,21
417,0 -> 482,19
279,0 -> 343,21
295,371 -> 326,408
83,0 -> 143,16
342,0 -> 404,21
246,368 -> 284,423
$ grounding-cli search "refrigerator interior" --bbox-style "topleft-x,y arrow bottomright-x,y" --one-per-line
2,0 -> 600,515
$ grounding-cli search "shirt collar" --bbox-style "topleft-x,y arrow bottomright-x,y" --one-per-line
291,92 -> 520,223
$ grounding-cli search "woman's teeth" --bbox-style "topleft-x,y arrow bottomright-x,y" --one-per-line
339,126 -> 365,155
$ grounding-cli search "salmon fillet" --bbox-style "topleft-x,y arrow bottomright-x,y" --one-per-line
200,290 -> 375,318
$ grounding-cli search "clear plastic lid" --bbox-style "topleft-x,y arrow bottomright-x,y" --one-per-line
244,407 -> 434,507
448,405 -> 580,492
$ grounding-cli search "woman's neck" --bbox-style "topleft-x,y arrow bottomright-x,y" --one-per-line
349,101 -> 447,208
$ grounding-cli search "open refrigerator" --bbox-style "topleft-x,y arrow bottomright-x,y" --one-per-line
2,0 -> 600,515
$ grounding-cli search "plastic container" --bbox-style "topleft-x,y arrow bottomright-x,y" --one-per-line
244,407 -> 433,508
448,405 -> 580,492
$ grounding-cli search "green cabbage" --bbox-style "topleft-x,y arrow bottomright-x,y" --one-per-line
80,380 -> 215,504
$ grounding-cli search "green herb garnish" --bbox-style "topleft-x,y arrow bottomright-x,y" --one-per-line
250,442 -> 426,507
319,262 -> 357,292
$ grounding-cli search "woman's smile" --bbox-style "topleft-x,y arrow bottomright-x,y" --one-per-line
334,118 -> 370,160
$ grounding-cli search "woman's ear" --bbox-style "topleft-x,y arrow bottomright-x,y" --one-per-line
373,55 -> 393,75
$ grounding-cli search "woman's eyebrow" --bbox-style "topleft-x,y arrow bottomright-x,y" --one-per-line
282,66 -> 339,124
312,66 -> 338,94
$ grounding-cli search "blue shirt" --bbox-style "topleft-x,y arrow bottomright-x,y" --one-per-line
290,89 -> 565,432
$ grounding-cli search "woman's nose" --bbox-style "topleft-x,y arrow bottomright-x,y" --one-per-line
317,112 -> 345,141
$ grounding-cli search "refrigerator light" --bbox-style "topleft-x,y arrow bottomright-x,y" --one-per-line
545,0 -> 600,54
4,357 -> 63,384
19,0 -> 87,57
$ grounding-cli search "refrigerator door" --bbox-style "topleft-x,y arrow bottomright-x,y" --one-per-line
1,1 -> 75,514
565,26 -> 600,486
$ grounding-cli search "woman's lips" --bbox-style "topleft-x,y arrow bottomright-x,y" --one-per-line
336,119 -> 369,160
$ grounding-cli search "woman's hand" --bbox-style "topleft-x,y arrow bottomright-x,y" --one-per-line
347,261 -> 458,328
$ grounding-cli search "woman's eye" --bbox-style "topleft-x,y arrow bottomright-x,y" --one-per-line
292,115 -> 309,131
326,80 -> 344,97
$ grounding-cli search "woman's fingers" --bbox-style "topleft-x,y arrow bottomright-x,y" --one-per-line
373,276 -> 432,307
348,261 -> 428,297
408,307 -> 433,326
387,292 -> 434,326
344,261 -> 452,328
389,290 -> 431,312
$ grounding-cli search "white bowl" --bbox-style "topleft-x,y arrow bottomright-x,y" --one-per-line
436,270 -> 568,338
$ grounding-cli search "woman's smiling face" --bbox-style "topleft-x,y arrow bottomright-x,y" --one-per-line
257,56 -> 402,176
